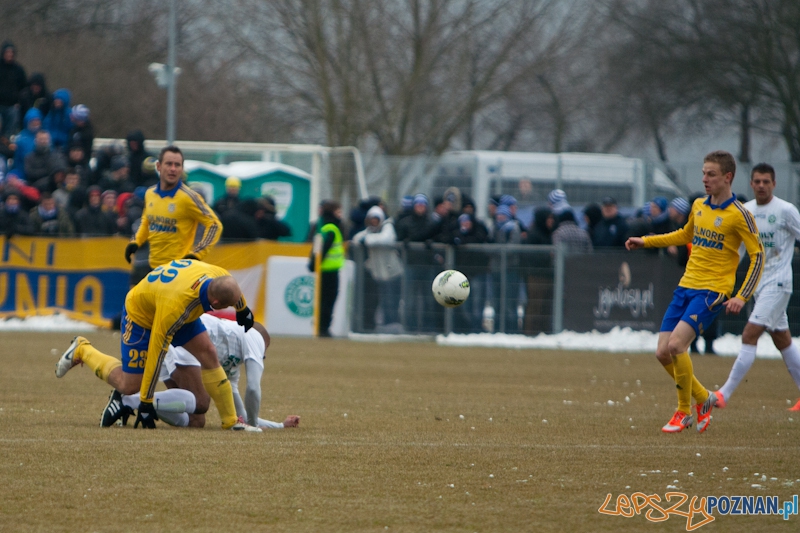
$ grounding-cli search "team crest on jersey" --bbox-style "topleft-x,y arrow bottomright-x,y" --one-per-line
714,216 -> 722,227
168,203 -> 176,213
769,215 -> 776,223
696,211 -> 702,217
690,314 -> 698,322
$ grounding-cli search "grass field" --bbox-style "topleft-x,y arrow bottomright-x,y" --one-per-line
2,330 -> 800,532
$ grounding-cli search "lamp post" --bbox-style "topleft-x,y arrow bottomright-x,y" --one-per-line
147,0 -> 179,144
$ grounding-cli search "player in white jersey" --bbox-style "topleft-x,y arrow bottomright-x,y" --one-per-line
712,163 -> 800,410
105,314 -> 300,429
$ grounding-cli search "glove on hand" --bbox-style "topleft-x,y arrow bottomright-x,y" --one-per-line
134,401 -> 159,429
236,307 -> 255,332
124,242 -> 139,263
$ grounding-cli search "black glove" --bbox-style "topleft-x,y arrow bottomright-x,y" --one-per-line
236,306 -> 255,332
124,242 -> 139,264
183,253 -> 199,260
134,401 -> 159,429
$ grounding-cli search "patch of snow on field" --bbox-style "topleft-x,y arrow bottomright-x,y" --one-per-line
0,315 -> 97,332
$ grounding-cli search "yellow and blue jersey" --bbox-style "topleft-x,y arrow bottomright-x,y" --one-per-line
133,182 -> 221,268
643,195 -> 763,300
124,259 -> 247,403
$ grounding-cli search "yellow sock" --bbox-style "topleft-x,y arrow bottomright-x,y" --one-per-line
78,342 -> 122,382
663,361 -> 707,404
672,352 -> 694,414
202,367 -> 238,429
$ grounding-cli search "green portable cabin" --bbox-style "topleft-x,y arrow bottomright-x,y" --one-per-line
184,160 -> 312,243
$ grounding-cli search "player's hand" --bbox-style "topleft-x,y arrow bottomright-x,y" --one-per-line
724,296 -> 746,315
134,401 -> 159,429
124,242 -> 139,263
182,253 -> 199,260
236,306 -> 255,332
625,237 -> 645,251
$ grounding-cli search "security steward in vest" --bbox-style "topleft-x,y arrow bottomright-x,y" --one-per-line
313,200 -> 345,337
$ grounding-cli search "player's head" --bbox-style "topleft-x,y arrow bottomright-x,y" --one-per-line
157,146 -> 184,190
703,150 -> 736,182
750,162 -> 776,205
207,276 -> 242,309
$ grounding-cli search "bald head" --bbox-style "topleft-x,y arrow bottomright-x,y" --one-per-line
207,276 -> 242,309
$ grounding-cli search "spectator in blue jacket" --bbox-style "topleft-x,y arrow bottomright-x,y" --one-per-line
42,88 -> 72,153
11,107 -> 42,178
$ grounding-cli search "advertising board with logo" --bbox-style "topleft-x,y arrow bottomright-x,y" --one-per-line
563,252 -> 684,333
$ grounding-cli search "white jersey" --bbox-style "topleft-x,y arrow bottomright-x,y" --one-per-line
744,196 -> 800,294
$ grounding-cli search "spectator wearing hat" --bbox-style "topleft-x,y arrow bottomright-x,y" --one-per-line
125,130 -> 154,188
42,88 -> 72,152
19,72 -> 51,123
649,196 -> 671,235
97,155 -> 134,194
74,185 -> 116,236
489,204 -> 524,333
11,107 -> 42,178
352,205 -> 404,332
0,189 -> 33,237
592,196 -> 628,248
547,189 -> 570,216
25,130 -> 67,184
68,104 -> 94,165
396,193 -> 438,332
500,194 -> 527,235
254,196 -> 292,240
213,176 -> 242,216
29,191 -> 74,236
347,196 -> 382,240
395,195 -> 414,224
0,41 -> 26,137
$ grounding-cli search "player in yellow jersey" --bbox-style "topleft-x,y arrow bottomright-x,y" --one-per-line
124,146 -> 221,270
55,259 -> 260,431
626,150 -> 764,434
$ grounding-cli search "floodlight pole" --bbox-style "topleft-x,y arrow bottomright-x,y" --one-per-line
166,0 -> 177,144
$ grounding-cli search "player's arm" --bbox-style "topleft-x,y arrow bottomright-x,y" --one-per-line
726,210 -> 764,314
184,188 -> 221,260
786,204 -> 800,242
641,215 -> 694,249
243,358 -> 263,427
127,208 -> 150,263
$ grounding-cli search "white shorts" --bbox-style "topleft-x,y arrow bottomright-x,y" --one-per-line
748,289 -> 791,331
159,346 -> 201,382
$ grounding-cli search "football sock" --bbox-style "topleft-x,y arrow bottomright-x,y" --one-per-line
122,389 -> 196,414
780,342 -> 800,390
719,343 -> 757,401
662,361 -> 706,404
202,367 -> 238,429
672,352 -> 696,413
77,344 -> 122,383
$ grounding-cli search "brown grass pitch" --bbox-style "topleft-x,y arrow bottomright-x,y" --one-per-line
1,331 -> 799,532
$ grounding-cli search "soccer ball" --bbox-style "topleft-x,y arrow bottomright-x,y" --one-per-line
432,270 -> 470,308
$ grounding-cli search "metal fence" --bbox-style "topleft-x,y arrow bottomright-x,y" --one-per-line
348,242 -> 800,339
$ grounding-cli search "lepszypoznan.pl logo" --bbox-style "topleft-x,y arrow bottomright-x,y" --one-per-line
599,492 -> 798,531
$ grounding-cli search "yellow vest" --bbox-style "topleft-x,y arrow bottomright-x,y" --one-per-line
320,223 -> 344,272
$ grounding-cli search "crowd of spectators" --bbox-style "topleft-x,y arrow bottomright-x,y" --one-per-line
0,40 -> 293,242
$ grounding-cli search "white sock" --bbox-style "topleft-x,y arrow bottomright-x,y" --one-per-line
158,412 -> 189,427
780,342 -> 800,390
122,389 -> 197,414
257,418 -> 284,429
719,344 -> 757,401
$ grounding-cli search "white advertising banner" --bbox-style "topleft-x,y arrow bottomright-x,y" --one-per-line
265,256 -> 352,337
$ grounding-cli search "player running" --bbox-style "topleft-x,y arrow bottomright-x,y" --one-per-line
626,150 -> 764,433
712,163 -> 800,409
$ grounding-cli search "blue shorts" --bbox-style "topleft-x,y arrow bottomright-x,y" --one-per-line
120,307 -> 207,374
660,287 -> 726,337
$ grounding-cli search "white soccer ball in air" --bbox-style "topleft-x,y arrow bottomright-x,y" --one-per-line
432,270 -> 470,308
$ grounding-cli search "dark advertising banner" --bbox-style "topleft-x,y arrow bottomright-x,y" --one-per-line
563,252 -> 684,333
